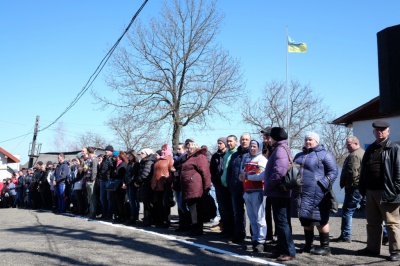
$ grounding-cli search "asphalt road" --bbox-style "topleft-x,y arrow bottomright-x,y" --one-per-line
0,206 -> 397,266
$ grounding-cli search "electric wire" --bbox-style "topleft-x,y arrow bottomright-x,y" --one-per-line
39,0 -> 149,132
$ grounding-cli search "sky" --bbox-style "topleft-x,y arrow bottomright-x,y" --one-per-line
1,0 -> 399,164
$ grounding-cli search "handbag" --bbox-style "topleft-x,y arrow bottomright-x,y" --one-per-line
325,175 -> 338,213
200,191 -> 217,223
106,179 -> 122,191
279,145 -> 301,191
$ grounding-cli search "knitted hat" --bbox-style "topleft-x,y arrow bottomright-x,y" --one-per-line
270,127 -> 288,141
141,148 -> 153,156
105,145 -> 114,152
305,132 -> 320,143
217,137 -> 227,146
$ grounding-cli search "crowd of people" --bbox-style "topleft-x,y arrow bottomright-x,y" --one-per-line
1,120 -> 399,262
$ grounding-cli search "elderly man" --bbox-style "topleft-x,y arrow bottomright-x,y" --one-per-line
333,136 -> 365,243
358,120 -> 400,261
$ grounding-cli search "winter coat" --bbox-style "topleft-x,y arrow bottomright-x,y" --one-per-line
180,148 -> 212,201
151,155 -> 174,191
340,147 -> 365,189
359,139 -> 400,203
263,140 -> 292,198
210,150 -> 226,186
172,152 -> 188,191
227,145 -> 250,195
124,161 -> 140,186
136,155 -> 157,202
293,144 -> 338,221
98,155 -> 114,181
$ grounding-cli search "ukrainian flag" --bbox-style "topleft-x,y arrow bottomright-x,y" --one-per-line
288,36 -> 307,53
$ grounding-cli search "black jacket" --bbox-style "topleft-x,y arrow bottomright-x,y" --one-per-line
210,150 -> 226,186
360,138 -> 400,203
98,155 -> 114,181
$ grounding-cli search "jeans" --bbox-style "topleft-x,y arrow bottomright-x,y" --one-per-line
340,186 -> 363,239
219,185 -> 234,234
210,185 -> 220,217
99,180 -> 108,217
55,183 -> 66,212
231,190 -> 246,239
127,185 -> 140,219
270,197 -> 296,256
86,181 -> 97,216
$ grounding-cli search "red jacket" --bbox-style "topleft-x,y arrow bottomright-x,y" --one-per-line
151,155 -> 174,191
180,148 -> 211,201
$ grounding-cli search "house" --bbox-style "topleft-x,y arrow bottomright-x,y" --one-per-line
0,147 -> 21,181
20,148 -> 107,169
331,96 -> 400,149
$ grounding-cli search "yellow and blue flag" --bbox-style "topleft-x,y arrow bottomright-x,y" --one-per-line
288,36 -> 307,53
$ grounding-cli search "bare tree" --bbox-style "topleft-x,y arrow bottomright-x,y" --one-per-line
51,122 -> 73,152
106,111 -> 164,152
242,80 -> 329,150
69,131 -> 109,151
93,0 -> 244,151
320,120 -> 352,166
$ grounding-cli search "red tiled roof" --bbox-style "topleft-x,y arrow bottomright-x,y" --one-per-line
0,147 -> 20,163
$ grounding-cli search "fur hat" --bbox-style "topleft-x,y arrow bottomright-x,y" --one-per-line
270,127 -> 288,141
305,132 -> 320,143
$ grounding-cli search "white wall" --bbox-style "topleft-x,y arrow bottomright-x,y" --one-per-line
353,116 -> 400,149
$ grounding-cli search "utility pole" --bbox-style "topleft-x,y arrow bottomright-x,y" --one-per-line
28,116 -> 41,168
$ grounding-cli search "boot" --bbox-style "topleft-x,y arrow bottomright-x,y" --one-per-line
187,223 -> 203,236
142,211 -> 151,227
302,229 -> 314,253
311,232 -> 331,256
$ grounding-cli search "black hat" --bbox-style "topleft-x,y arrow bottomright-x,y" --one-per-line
105,145 -> 114,152
372,120 -> 390,129
270,127 -> 288,141
46,161 -> 53,166
261,127 -> 272,136
37,161 -> 43,166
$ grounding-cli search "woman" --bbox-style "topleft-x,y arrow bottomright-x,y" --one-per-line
71,158 -> 85,215
239,139 -> 267,252
263,127 -> 296,262
135,148 -> 157,226
151,144 -> 175,228
294,132 -> 338,256
180,139 -> 211,236
124,150 -> 140,225
113,151 -> 129,223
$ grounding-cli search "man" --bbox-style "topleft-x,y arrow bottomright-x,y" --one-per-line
358,120 -> 400,261
31,161 -> 44,209
226,133 -> 251,243
209,137 -> 228,231
84,147 -> 98,219
97,145 -> 115,219
219,135 -> 238,238
38,161 -> 53,210
53,154 -> 70,213
333,136 -> 364,243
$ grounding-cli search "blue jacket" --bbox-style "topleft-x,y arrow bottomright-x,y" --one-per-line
293,144 -> 338,221
55,160 -> 70,185
226,145 -> 249,194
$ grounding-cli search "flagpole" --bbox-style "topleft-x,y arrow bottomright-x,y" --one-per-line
285,26 -> 290,146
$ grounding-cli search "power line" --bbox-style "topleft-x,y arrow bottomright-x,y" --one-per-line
39,0 -> 149,133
